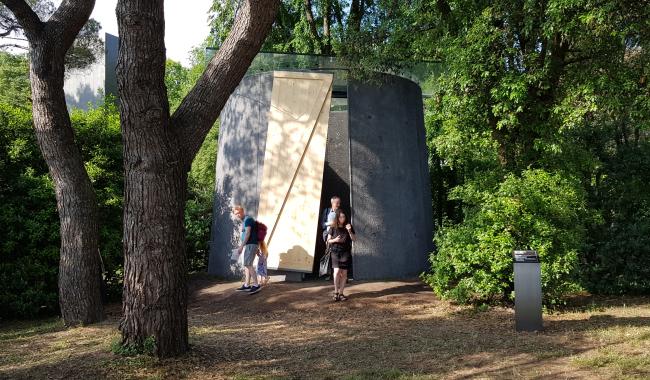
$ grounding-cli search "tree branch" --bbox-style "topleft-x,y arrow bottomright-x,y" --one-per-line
437,0 -> 452,16
0,0 -> 43,36
349,0 -> 360,30
537,39 -> 547,65
562,55 -> 593,67
45,0 -> 95,51
303,0 -> 320,40
0,25 -> 21,37
0,41 -> 27,49
172,0 -> 279,162
332,0 -> 343,26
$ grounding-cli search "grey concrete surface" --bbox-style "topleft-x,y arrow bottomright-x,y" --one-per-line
208,72 -> 273,278
348,74 -> 435,279
314,111 -> 351,273
63,33 -> 119,110
104,33 -> 119,106
209,71 -> 435,280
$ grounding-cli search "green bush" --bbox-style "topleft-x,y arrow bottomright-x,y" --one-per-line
0,102 -> 60,318
185,123 -> 218,272
110,335 -> 156,356
0,98 -> 124,318
424,169 -> 587,304
580,141 -> 650,295
69,97 -> 124,297
0,52 -> 31,107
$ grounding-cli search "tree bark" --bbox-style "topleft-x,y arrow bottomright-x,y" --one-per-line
116,0 -> 278,358
1,0 -> 105,325
303,0 -> 320,42
322,0 -> 331,54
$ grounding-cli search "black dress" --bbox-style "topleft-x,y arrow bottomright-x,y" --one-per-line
329,226 -> 355,270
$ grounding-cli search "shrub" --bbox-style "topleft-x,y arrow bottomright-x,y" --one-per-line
185,123 -> 218,272
0,103 -> 60,318
579,141 -> 650,295
424,169 -> 587,304
0,98 -> 124,318
69,97 -> 124,297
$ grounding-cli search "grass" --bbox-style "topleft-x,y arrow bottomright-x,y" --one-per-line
342,370 -> 442,380
0,318 -> 66,341
1,277 -> 650,379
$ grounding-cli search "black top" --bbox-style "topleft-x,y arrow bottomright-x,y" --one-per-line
330,226 -> 356,252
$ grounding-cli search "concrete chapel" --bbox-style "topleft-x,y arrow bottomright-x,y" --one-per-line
208,53 -> 437,280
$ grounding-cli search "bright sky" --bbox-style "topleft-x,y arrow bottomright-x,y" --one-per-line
84,0 -> 214,67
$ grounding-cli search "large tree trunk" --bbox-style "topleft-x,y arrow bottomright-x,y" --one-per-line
1,0 -> 105,325
115,0 -> 190,357
31,41 -> 104,325
116,0 -> 278,358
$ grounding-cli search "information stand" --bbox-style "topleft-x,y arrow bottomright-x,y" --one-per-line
513,250 -> 543,331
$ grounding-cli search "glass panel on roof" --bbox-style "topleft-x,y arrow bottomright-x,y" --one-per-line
205,49 -> 443,98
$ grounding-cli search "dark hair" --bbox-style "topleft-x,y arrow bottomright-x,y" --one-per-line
333,209 -> 349,229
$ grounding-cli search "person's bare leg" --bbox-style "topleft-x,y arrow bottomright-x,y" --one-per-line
339,269 -> 348,296
246,265 -> 259,286
333,268 -> 340,294
244,265 -> 251,286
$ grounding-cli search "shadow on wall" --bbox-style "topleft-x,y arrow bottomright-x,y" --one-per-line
213,174 -> 249,278
313,161 -> 352,274
65,83 -> 101,111
209,73 -> 273,278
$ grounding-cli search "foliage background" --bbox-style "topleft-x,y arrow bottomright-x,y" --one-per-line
0,52 -> 218,318
1,0 -> 649,317
0,89 -> 123,318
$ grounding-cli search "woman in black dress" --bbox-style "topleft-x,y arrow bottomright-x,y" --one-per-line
327,209 -> 356,301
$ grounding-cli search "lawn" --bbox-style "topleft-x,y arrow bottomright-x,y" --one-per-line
1,275 -> 649,379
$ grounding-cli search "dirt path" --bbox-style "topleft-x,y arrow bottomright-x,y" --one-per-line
185,275 -> 650,379
1,275 -> 650,379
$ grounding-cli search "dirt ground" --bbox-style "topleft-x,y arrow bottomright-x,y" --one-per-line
1,274 -> 650,380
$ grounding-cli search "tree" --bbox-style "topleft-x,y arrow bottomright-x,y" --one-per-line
0,97 -> 123,318
0,51 -> 30,105
0,0 -> 53,49
116,0 -> 278,357
164,57 -> 220,272
164,59 -> 190,112
207,0 -> 370,54
0,0 -> 105,324
419,0 -> 650,302
206,0 -> 438,80
1,1 -> 104,74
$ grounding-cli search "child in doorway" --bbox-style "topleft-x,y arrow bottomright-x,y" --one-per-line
257,241 -> 270,285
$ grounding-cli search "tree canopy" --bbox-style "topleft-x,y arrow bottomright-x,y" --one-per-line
419,0 -> 650,303
1,0 -> 104,73
1,0 -> 649,323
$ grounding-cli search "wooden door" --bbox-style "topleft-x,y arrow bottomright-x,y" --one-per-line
258,71 -> 333,272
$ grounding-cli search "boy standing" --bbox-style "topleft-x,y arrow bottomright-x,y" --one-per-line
232,205 -> 260,294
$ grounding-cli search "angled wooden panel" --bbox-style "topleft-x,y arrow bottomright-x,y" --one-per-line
258,71 -> 333,272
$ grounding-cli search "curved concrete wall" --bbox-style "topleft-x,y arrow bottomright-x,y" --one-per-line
208,71 -> 435,280
208,72 -> 272,278
348,74 -> 435,279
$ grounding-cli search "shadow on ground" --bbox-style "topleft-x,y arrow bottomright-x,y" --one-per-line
1,275 -> 649,379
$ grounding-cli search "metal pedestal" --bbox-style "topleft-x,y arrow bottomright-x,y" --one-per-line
513,251 -> 543,331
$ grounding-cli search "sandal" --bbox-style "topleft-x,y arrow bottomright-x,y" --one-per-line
332,292 -> 339,301
338,294 -> 348,301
